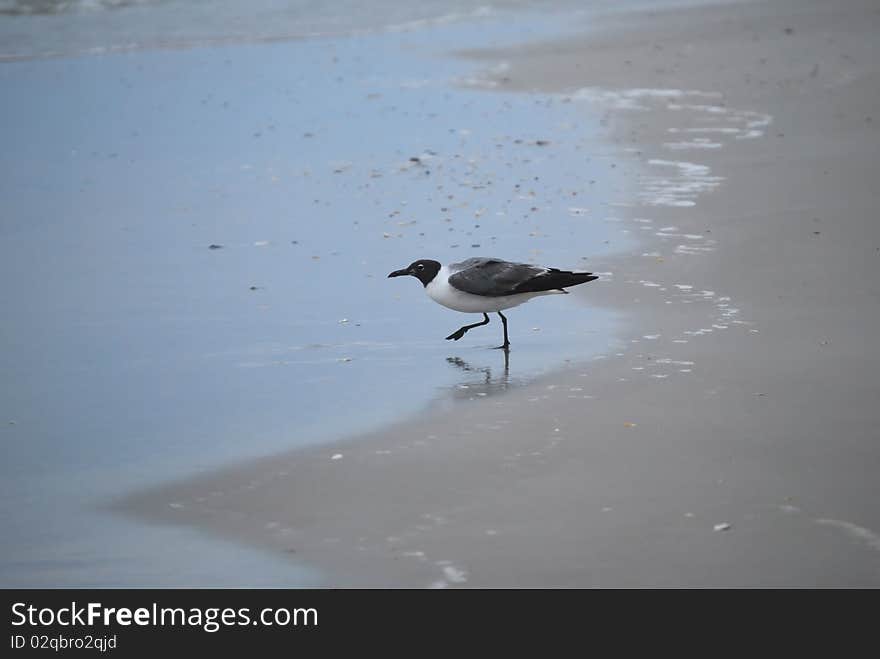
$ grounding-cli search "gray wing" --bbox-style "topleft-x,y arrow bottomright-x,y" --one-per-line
448,258 -> 547,297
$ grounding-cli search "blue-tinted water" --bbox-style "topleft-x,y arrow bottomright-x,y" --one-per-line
0,8 -> 633,585
0,0 -> 607,60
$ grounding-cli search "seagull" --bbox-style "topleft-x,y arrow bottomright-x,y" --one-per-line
388,257 -> 598,350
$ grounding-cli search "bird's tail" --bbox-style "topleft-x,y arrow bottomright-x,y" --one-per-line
513,269 -> 599,294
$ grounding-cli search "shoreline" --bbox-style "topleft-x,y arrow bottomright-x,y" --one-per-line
118,0 -> 880,587
2,9 -> 632,587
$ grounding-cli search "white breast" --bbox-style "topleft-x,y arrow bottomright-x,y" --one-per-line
424,266 -> 563,314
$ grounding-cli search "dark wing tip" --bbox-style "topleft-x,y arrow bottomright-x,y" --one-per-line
513,270 -> 599,294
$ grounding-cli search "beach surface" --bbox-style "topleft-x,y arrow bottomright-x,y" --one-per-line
122,0 -> 880,587
2,5 -> 633,586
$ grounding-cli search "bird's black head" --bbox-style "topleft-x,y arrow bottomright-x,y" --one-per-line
388,259 -> 441,287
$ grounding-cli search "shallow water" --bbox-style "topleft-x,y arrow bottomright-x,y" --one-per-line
0,0 -> 622,60
0,10 -> 633,585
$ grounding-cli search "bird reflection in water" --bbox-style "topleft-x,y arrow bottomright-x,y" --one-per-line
445,351 -> 513,399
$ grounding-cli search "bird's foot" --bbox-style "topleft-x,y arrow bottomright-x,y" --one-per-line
445,328 -> 467,341
493,343 -> 510,351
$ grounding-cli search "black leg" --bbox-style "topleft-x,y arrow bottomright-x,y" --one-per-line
445,313 -> 490,341
494,311 -> 510,351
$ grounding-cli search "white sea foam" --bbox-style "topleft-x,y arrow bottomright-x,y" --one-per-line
815,518 -> 880,552
641,159 -> 723,207
570,87 -> 721,111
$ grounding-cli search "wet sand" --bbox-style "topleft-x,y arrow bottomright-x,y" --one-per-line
120,0 -> 880,587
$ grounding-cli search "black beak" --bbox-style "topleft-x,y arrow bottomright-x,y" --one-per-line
388,268 -> 409,278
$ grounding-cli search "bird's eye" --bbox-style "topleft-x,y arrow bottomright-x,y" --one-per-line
416,264 -> 424,271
